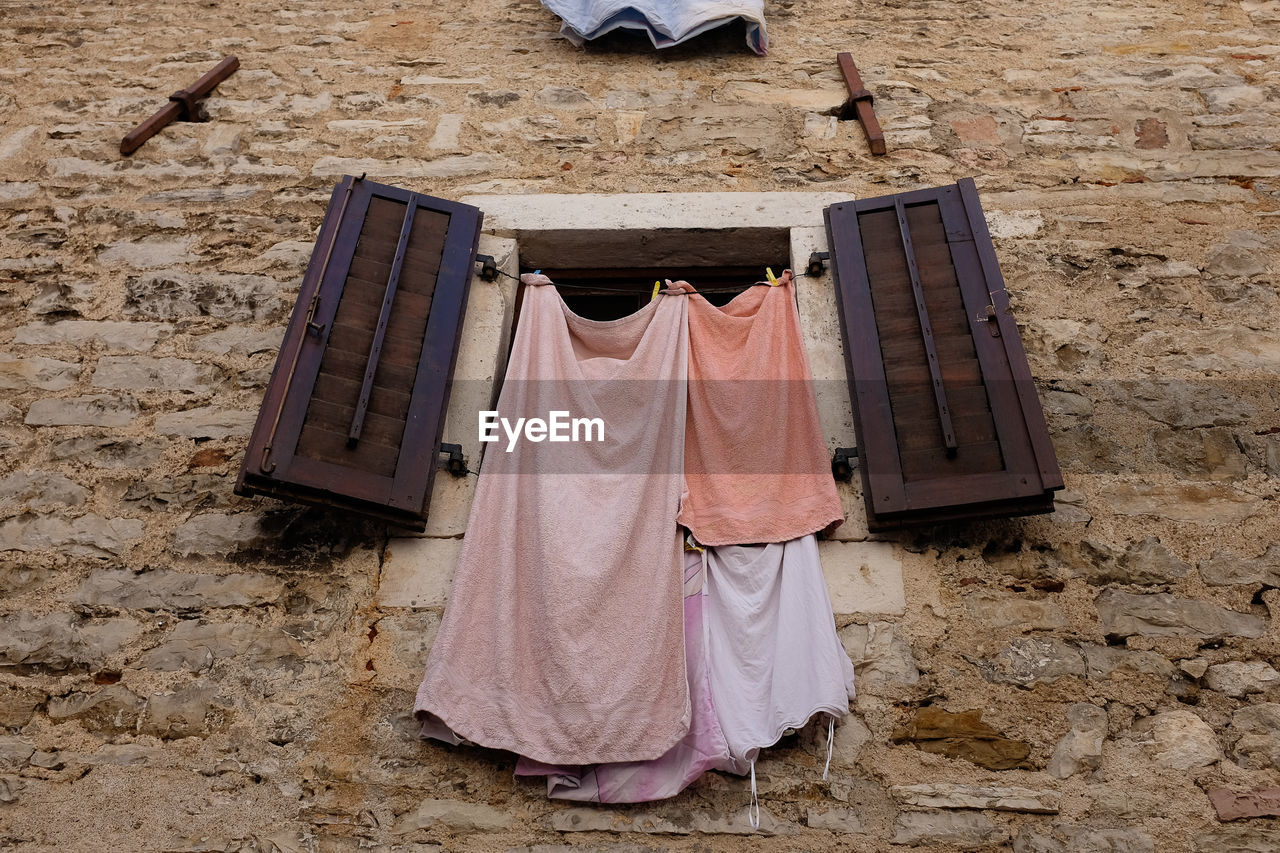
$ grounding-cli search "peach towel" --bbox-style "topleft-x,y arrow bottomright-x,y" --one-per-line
414,276 -> 691,765
676,273 -> 844,545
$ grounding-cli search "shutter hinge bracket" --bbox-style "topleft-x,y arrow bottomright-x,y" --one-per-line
474,255 -> 500,281
806,252 -> 830,278
831,446 -> 859,482
439,443 -> 469,477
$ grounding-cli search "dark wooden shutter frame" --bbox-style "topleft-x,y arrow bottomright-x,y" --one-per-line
825,177 -> 1063,530
236,175 -> 483,529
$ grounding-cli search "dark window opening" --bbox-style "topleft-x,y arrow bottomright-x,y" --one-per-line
520,264 -> 786,321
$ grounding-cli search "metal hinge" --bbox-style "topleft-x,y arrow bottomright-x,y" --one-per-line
474,254 -> 499,281
831,446 -> 859,482
439,443 -> 469,477
806,251 -> 830,278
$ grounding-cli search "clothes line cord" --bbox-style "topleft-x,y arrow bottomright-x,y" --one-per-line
480,265 -> 822,293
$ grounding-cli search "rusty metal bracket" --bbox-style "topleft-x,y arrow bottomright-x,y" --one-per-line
121,56 -> 240,155
806,251 -> 829,278
475,254 -> 500,281
439,443 -> 469,477
831,447 -> 859,482
836,52 -> 886,156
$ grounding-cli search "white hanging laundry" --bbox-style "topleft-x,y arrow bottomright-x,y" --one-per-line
539,0 -> 768,54
704,534 -> 856,763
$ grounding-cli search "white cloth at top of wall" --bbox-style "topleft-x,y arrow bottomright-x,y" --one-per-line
539,0 -> 768,54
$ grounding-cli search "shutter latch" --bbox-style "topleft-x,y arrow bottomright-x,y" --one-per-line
305,293 -> 326,336
977,303 -> 1001,336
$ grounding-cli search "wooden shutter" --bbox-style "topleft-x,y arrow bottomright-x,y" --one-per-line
824,178 -> 1063,531
235,175 -> 483,530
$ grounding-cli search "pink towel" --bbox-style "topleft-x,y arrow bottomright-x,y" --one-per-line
676,273 -> 844,546
514,551 -> 743,801
414,275 -> 691,765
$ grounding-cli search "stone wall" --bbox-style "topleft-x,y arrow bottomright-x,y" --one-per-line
1,0 -> 1279,849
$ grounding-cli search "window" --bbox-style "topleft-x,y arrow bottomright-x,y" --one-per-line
237,184 -> 1060,534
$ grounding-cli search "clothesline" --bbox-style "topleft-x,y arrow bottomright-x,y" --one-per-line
483,265 -> 818,294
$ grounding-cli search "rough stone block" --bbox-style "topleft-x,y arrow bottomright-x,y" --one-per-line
1016,825 -> 1154,853
69,568 -> 284,611
0,613 -> 141,670
1206,661 -> 1280,697
1048,703 -> 1107,779
1229,704 -> 1280,770
1077,536 -> 1191,585
369,612 -> 440,687
191,328 -> 283,356
964,589 -> 1067,630
311,154 -> 505,180
171,513 -> 267,556
892,810 -> 1007,848
1207,788 -> 1280,822
140,681 -> 222,739
92,356 -> 222,393
1154,427 -> 1247,481
818,541 -> 906,616
892,783 -> 1060,813
1103,483 -> 1261,525
121,474 -> 234,512
839,621 -> 920,689
1096,589 -> 1266,639
380,538 -> 462,608
0,737 -> 34,769
143,621 -> 304,671
97,237 -> 196,270
828,714 -> 871,768
892,707 -> 1031,770
1195,827 -> 1280,853
978,638 -> 1085,688
25,394 -> 140,427
0,471 -> 87,509
155,407 -> 255,439
1132,710 -> 1221,770
0,513 -> 142,557
48,435 -> 166,469
1082,645 -> 1175,681
46,685 -> 144,733
1115,381 -> 1255,429
807,806 -> 864,833
0,684 -> 47,728
0,352 -> 79,391
1200,546 -> 1280,587
395,798 -> 512,833
124,270 -> 285,322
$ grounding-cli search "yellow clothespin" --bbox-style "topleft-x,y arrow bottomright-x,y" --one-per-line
765,267 -> 780,287
684,533 -> 704,553
651,280 -> 662,301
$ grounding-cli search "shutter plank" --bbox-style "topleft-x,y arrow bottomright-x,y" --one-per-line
235,176 -> 483,529
826,180 -> 1063,530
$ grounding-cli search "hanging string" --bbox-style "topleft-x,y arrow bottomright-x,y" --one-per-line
748,759 -> 760,830
823,714 -> 835,781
